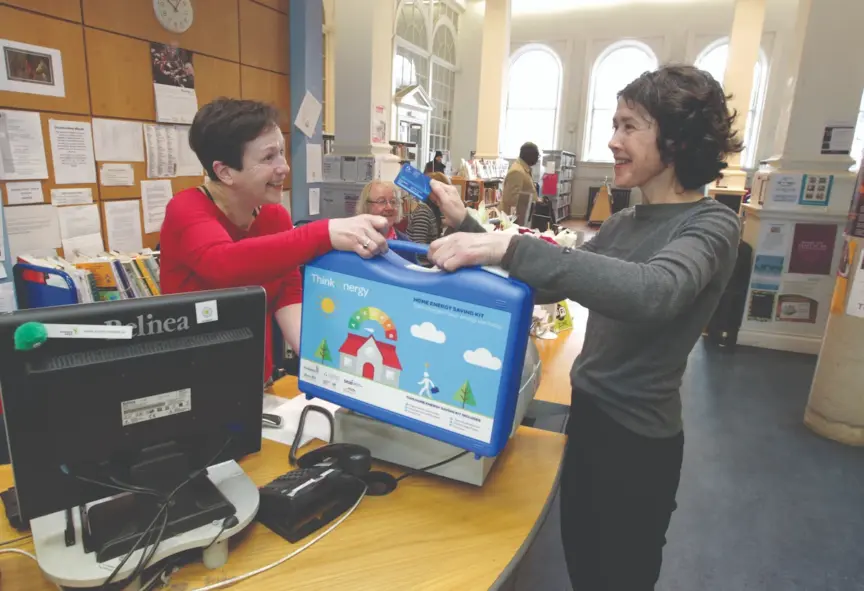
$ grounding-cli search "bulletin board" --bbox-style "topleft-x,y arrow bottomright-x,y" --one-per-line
0,0 -> 291,279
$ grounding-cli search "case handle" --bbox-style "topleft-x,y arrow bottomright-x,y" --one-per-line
380,239 -> 510,278
386,240 -> 429,256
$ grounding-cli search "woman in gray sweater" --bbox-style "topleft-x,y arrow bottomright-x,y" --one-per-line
426,65 -> 743,590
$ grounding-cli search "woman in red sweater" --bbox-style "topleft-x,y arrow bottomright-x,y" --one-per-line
160,98 -> 389,380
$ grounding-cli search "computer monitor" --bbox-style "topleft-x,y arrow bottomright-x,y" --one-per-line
0,287 -> 266,561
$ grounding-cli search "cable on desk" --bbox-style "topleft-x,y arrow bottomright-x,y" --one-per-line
0,547 -> 36,562
99,436 -> 234,589
184,484 -> 367,591
0,548 -> 64,590
0,534 -> 32,547
288,405 -> 335,466
395,450 -> 471,482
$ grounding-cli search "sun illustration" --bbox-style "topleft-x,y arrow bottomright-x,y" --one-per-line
321,297 -> 336,314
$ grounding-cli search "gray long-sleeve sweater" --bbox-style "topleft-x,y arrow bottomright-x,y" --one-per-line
458,198 -> 740,438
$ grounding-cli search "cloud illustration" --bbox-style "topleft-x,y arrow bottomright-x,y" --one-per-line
463,348 -> 502,371
410,322 -> 446,344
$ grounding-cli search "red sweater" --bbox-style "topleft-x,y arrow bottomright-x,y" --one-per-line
159,188 -> 331,380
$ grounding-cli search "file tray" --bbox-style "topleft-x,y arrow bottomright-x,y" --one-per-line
299,240 -> 534,458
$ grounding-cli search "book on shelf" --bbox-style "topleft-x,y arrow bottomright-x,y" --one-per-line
16,250 -> 161,304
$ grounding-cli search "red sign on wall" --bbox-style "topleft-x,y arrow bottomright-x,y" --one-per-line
788,223 -> 837,275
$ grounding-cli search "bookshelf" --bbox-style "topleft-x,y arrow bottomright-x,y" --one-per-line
540,150 -> 576,221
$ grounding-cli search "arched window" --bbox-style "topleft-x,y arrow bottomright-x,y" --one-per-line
430,24 -> 457,155
695,39 -> 768,168
851,89 -> 864,171
396,2 -> 428,50
584,41 -> 658,162
502,45 -> 562,158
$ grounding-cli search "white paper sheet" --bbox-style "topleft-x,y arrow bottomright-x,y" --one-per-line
141,179 -> 172,233
0,199 -> 5,262
281,189 -> 291,215
846,250 -> 864,319
306,143 -> 323,183
62,233 -> 104,259
174,125 -> 202,177
768,174 -> 802,205
357,157 -> 374,182
0,283 -> 15,314
323,155 -> 341,182
49,120 -> 97,185
92,119 -> 145,162
0,39 -> 65,98
309,187 -> 320,216
154,84 -> 198,125
144,124 -> 178,178
51,188 -> 93,206
340,156 -> 358,182
261,394 -> 341,448
294,91 -> 322,138
104,200 -> 143,253
757,223 -> 790,257
57,204 -> 101,239
100,163 -> 135,186
6,181 -> 44,205
0,110 -> 49,180
5,204 -> 61,259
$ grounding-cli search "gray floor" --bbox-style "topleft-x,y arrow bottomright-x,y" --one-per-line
509,341 -> 864,591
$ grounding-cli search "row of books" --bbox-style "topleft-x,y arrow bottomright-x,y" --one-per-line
16,251 -> 161,304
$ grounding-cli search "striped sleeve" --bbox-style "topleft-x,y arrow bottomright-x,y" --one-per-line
406,204 -> 439,244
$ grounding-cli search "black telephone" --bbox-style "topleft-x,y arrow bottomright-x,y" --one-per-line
257,407 -> 397,543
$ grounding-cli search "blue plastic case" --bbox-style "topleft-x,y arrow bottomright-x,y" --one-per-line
298,240 -> 534,457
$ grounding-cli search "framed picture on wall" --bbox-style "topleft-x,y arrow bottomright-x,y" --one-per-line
0,39 -> 65,98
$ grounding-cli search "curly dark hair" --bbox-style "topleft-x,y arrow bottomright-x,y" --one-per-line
189,98 -> 281,181
618,64 -> 744,191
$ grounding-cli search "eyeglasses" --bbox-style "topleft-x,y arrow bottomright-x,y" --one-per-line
367,199 -> 400,207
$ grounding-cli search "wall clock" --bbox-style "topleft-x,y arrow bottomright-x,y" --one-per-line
153,0 -> 194,34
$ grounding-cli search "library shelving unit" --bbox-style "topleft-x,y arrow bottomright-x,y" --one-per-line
389,140 -> 417,165
451,158 -> 509,209
540,150 -> 576,220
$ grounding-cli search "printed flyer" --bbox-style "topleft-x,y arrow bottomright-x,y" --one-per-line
300,269 -> 513,444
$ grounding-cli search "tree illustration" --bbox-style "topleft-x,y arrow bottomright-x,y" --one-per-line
315,339 -> 332,365
454,380 -> 476,409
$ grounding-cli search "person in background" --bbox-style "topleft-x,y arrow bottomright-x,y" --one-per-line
425,65 -> 743,590
423,150 -> 446,174
406,171 -> 449,245
501,142 -> 540,217
354,180 -> 408,241
159,98 -> 388,381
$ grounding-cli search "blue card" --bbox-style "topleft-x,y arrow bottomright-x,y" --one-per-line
394,163 -> 431,202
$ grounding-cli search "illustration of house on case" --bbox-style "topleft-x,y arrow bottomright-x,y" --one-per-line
338,334 -> 402,388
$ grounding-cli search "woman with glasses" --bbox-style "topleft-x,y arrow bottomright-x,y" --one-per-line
354,180 -> 410,242
160,98 -> 389,381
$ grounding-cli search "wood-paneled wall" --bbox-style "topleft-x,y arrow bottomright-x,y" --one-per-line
0,0 -> 290,254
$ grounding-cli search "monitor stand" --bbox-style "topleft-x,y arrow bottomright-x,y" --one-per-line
30,460 -> 259,589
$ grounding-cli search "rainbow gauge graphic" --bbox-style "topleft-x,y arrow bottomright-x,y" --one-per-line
348,307 -> 398,341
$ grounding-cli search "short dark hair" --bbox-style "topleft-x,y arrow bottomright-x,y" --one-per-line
618,65 -> 744,191
189,98 -> 281,180
519,142 -> 540,166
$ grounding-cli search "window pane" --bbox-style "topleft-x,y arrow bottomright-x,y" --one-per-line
586,109 -> 614,162
585,45 -> 657,160
851,89 -> 864,171
695,40 -> 766,167
508,50 -> 560,109
503,108 -> 555,157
